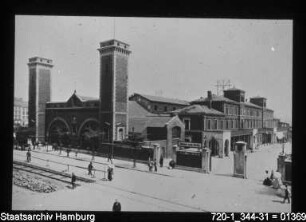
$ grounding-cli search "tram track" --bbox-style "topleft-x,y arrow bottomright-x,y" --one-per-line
13,161 -> 94,184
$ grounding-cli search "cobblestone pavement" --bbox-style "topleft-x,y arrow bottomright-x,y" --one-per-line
12,143 -> 291,212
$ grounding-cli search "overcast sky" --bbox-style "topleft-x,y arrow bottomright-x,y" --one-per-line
15,16 -> 292,124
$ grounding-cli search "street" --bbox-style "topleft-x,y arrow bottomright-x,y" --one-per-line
12,142 -> 291,212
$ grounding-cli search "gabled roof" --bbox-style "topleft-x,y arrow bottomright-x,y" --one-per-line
128,101 -> 154,118
128,101 -> 170,118
131,93 -> 189,106
173,104 -> 224,116
191,94 -> 239,104
74,92 -> 98,102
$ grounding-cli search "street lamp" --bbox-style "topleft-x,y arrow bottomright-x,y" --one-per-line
132,127 -> 136,168
104,122 -> 112,161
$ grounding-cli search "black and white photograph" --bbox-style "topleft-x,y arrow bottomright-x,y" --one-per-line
13,15 -> 292,212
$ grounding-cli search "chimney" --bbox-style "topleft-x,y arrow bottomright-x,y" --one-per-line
207,91 -> 212,109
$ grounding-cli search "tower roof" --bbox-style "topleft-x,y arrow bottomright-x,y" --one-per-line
28,57 -> 53,67
98,39 -> 131,55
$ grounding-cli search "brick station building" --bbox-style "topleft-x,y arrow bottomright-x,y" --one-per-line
175,88 -> 277,157
29,39 -> 185,159
27,39 -> 279,161
45,91 -> 186,158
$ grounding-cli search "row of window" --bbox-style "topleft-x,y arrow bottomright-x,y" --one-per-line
240,108 -> 261,117
183,118 -> 265,131
14,107 -> 27,112
151,105 -> 176,112
48,102 -> 98,108
224,105 -> 239,115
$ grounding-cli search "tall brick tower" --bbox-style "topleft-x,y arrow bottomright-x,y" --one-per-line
98,40 -> 131,142
28,57 -> 53,142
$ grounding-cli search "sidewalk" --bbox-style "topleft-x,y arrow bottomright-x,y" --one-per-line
14,145 -> 175,180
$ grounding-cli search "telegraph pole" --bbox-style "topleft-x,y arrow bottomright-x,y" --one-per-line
215,80 -> 232,95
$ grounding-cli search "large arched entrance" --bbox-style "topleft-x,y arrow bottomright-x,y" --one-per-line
224,139 -> 229,156
48,118 -> 70,145
209,137 -> 219,156
78,119 -> 100,150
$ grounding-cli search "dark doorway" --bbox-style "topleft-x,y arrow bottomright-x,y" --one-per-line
224,139 -> 229,156
209,137 -> 219,156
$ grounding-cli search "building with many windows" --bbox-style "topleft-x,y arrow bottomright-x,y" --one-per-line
14,97 -> 28,128
175,88 -> 277,157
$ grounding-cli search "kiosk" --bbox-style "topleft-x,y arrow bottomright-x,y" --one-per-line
201,147 -> 211,173
233,141 -> 247,178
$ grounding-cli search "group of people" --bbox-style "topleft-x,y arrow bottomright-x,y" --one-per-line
87,160 -> 114,181
263,169 -> 291,204
148,158 -> 158,172
147,155 -> 177,172
263,170 -> 281,188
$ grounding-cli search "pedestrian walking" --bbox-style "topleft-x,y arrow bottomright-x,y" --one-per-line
159,154 -> 164,167
112,199 -> 121,212
283,185 -> 291,203
107,167 -> 113,181
88,162 -> 93,176
107,161 -> 114,181
26,148 -> 31,162
71,173 -> 76,189
153,159 -> 157,172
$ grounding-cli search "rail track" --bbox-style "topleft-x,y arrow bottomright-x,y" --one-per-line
13,161 -> 95,184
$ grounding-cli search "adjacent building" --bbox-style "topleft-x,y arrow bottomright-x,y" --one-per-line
14,97 -> 28,128
175,88 -> 277,157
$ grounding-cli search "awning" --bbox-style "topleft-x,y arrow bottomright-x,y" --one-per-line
231,129 -> 253,137
258,128 -> 274,134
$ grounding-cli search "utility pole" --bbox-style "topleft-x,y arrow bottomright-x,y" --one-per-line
215,80 -> 232,95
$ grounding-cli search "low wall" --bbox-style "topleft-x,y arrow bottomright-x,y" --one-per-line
176,150 -> 202,168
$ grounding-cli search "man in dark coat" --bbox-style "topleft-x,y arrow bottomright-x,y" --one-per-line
159,155 -> 164,167
153,159 -> 157,172
283,185 -> 291,203
88,162 -> 93,176
108,167 -> 113,181
26,149 -> 31,162
71,173 -> 76,189
112,199 -> 121,212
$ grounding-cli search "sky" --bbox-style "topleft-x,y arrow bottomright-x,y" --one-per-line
15,16 -> 292,124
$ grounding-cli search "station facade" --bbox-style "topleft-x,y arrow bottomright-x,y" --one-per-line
28,39 -> 278,161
